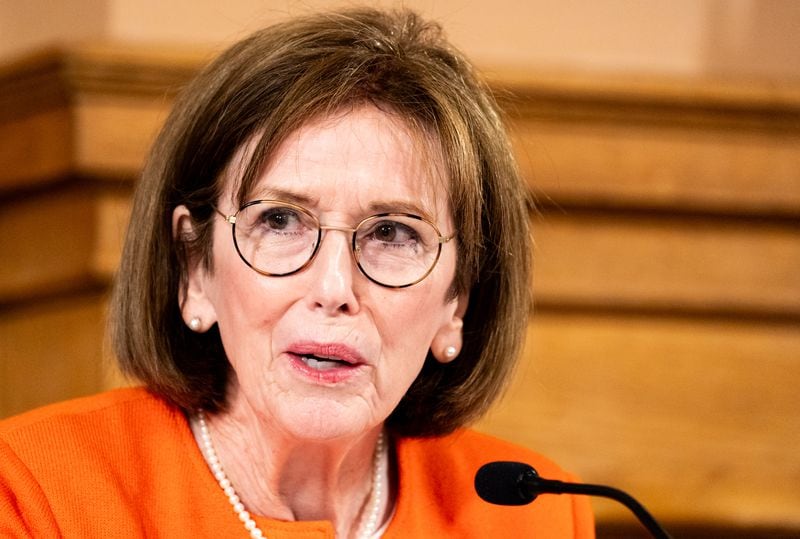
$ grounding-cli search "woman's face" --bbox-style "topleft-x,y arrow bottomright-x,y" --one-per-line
179,105 -> 466,441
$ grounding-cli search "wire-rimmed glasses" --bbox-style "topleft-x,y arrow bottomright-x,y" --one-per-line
219,200 -> 455,288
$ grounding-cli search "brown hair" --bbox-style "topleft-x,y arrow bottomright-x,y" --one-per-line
110,7 -> 531,437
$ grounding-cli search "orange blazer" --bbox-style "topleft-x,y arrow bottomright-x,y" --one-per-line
0,388 -> 594,538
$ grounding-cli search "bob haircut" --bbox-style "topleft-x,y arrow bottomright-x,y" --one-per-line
111,7 -> 531,437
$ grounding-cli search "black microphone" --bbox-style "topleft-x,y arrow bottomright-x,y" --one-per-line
475,461 -> 673,539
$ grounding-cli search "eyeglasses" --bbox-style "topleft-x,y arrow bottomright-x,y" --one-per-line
219,200 -> 455,288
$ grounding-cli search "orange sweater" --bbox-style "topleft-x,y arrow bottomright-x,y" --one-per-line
0,388 -> 594,538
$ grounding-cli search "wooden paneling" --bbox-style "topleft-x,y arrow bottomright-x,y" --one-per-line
0,107 -> 72,191
74,94 -> 170,176
492,70 -> 800,218
0,292 -> 120,419
512,120 -> 800,216
1,45 -> 799,536
0,187 -> 130,305
477,313 -> 800,527
0,44 -> 199,190
532,211 -> 800,316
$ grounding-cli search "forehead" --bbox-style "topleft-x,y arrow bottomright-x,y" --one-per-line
226,106 -> 450,220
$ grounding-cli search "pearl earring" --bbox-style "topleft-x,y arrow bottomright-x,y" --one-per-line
189,317 -> 201,331
445,346 -> 458,359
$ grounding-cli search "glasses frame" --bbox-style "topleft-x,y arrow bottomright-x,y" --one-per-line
218,199 -> 455,289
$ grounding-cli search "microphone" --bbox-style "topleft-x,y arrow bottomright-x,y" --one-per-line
475,461 -> 673,539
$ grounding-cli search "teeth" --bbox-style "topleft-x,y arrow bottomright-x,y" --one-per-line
301,355 -> 344,371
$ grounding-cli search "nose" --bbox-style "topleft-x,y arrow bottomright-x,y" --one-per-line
304,228 -> 360,315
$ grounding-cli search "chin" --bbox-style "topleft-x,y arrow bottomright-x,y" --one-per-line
273,396 -> 380,442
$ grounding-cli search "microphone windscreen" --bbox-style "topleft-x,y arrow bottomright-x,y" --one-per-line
474,461 -> 538,506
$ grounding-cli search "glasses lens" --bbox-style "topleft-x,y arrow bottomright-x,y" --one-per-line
233,201 -> 319,275
355,214 -> 442,287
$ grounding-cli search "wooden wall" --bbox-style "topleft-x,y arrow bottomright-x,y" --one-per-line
1,45 -> 798,537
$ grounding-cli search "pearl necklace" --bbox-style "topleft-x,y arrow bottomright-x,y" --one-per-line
195,411 -> 387,539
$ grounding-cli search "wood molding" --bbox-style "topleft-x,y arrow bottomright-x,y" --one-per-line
2,43 -> 799,212
533,210 -> 800,318
0,44 -> 206,117
487,68 -> 800,131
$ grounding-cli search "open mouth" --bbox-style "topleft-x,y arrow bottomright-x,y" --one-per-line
298,354 -> 353,371
287,342 -> 366,381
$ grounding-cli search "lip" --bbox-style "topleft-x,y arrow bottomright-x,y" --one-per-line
285,341 -> 368,384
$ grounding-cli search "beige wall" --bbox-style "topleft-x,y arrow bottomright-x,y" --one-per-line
2,0 -> 799,79
0,0 -> 108,59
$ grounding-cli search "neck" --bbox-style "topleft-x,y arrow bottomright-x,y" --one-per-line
190,398 -> 390,538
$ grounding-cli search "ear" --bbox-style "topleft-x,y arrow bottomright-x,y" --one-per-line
430,292 -> 469,364
172,205 -> 217,333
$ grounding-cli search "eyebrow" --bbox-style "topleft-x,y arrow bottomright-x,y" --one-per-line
368,200 -> 432,219
248,188 -> 316,207
248,188 -> 434,220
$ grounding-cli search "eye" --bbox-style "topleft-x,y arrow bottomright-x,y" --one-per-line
257,207 -> 303,232
364,220 -> 419,245
374,222 -> 397,242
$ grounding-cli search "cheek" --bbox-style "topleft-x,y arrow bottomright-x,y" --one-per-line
210,224 -> 280,312
372,287 -> 450,361
207,247 -> 290,355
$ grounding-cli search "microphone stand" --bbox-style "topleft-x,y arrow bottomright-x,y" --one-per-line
521,472 -> 673,539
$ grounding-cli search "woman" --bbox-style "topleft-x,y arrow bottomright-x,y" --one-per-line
0,8 -> 594,538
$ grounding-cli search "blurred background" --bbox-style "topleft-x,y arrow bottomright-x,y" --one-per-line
1,1 -> 798,537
